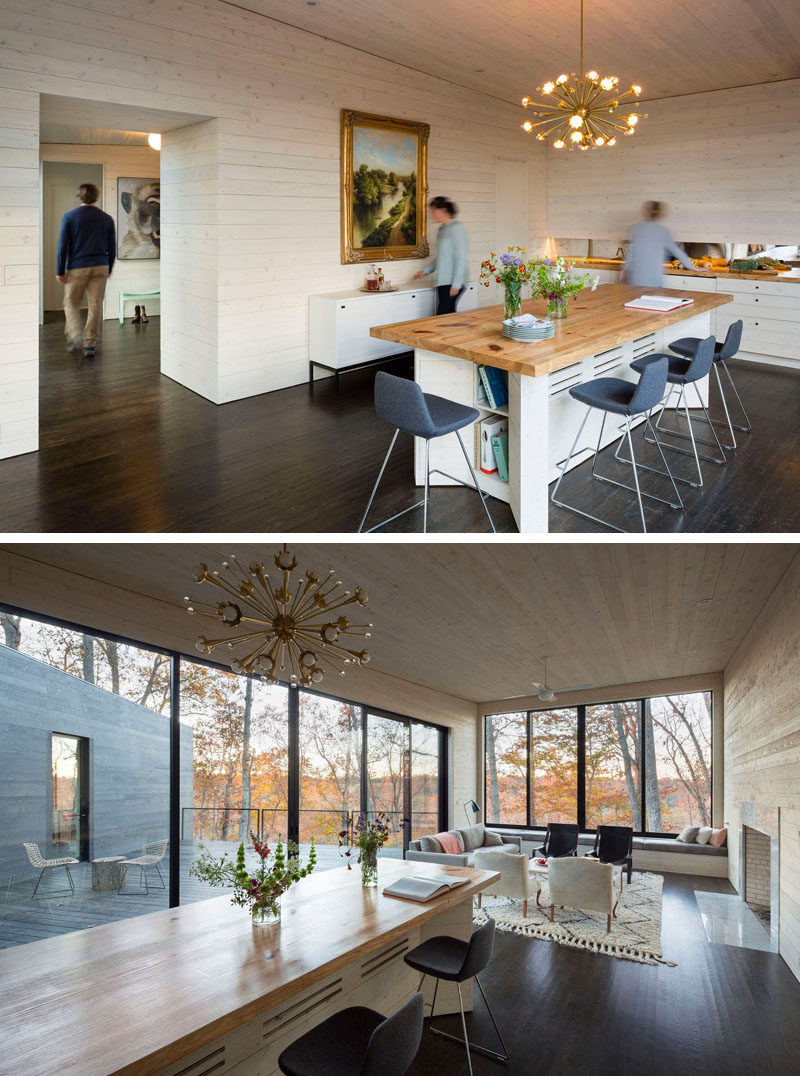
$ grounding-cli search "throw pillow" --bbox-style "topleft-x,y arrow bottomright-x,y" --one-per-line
418,836 -> 443,853
696,826 -> 713,845
677,825 -> 700,843
459,823 -> 485,851
483,829 -> 504,846
708,827 -> 728,847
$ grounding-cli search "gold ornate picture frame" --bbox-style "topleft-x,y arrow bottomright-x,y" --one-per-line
341,109 -> 429,264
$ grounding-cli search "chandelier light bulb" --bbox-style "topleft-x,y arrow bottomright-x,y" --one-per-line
600,76 -> 614,90
625,126 -> 635,135
570,130 -> 583,143
522,121 -> 533,131
556,73 -> 569,84
542,81 -> 555,94
595,136 -> 605,146
536,131 -> 547,141
586,70 -> 598,80
569,114 -> 584,128
553,138 -> 566,149
632,84 -> 642,95
607,137 -> 617,146
522,96 -> 530,106
628,114 -> 639,125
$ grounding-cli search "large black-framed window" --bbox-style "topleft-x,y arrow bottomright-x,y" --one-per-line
0,601 -> 449,943
484,692 -> 712,836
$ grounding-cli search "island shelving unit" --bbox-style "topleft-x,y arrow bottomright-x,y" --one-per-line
371,283 -> 733,532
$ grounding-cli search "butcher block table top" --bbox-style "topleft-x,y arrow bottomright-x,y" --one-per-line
569,258 -> 800,283
371,284 -> 732,377
0,860 -> 498,1076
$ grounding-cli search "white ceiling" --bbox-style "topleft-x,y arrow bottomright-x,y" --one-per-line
2,543 -> 795,704
38,95 -> 211,146
237,0 -> 800,103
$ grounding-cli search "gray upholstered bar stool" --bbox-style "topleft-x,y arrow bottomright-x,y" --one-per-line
358,371 -> 496,533
667,319 -> 749,448
551,355 -> 682,533
403,919 -> 509,1076
630,335 -> 727,487
277,992 -> 424,1076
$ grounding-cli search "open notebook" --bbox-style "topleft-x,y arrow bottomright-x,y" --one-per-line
383,874 -> 469,903
624,295 -> 695,312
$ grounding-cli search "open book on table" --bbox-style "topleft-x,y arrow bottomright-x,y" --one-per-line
383,874 -> 470,903
624,295 -> 695,312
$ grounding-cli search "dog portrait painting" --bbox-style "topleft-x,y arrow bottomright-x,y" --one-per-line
117,178 -> 160,259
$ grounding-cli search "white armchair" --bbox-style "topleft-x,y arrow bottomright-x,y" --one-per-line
473,849 -> 535,917
547,856 -> 619,932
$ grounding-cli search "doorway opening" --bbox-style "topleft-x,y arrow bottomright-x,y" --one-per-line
51,732 -> 90,862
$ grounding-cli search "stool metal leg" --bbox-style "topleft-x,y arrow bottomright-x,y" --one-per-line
423,439 -> 430,534
358,428 -> 400,532
651,382 -> 726,474
455,428 -> 496,533
428,976 -> 509,1069
720,359 -> 752,432
626,418 -> 647,533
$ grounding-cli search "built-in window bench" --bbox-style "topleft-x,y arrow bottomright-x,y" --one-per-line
498,830 -> 728,878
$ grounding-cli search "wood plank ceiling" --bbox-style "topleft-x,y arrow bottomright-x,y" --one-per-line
2,543 -> 795,704
237,0 -> 800,103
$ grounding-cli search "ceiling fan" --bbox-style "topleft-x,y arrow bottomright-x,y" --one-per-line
532,656 -> 558,702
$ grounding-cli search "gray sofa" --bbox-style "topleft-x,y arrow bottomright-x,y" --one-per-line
405,822 -> 522,867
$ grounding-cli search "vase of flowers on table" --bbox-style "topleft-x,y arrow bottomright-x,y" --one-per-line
338,811 -> 405,888
480,245 -> 537,320
190,832 -> 316,926
529,255 -> 599,318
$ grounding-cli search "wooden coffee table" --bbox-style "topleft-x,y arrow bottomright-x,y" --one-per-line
529,858 -> 624,907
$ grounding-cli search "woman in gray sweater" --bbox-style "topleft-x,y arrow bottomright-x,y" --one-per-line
620,201 -> 708,287
413,196 -> 469,314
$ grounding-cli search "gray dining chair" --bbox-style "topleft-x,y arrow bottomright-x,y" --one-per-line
358,371 -> 496,533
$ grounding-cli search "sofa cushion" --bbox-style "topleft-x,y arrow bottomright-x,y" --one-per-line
459,823 -> 486,851
677,825 -> 699,843
483,829 -> 504,847
495,843 -> 522,856
418,835 -> 443,853
696,826 -> 713,845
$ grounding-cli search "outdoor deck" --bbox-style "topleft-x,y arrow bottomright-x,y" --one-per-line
0,840 -> 402,949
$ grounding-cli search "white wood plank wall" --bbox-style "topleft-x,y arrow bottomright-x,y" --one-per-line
39,142 -> 160,320
0,0 -> 546,417
723,551 -> 800,984
0,88 -> 39,461
547,79 -> 800,242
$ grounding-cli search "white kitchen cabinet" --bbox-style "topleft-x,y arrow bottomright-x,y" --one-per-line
309,281 -> 478,385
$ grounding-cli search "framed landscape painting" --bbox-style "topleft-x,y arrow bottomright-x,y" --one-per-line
340,110 -> 429,264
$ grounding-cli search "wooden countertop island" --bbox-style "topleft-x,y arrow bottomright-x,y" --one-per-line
371,283 -> 731,532
0,861 -> 498,1076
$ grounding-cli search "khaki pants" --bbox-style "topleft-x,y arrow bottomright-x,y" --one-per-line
63,265 -> 109,348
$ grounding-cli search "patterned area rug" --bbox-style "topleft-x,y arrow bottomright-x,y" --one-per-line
473,870 -> 676,967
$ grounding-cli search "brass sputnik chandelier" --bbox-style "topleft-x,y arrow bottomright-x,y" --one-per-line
185,546 -> 372,688
521,0 -> 645,150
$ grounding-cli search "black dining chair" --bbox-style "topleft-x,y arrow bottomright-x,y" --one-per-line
535,822 -> 579,859
584,825 -> 634,884
403,918 -> 508,1076
358,371 -> 495,533
277,991 -> 424,1076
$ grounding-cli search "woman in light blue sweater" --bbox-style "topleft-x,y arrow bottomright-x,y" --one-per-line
413,196 -> 469,315
621,201 -> 709,288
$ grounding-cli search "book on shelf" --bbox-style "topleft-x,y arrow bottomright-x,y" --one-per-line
491,431 -> 509,482
383,874 -> 470,903
478,365 -> 508,409
480,415 -> 507,474
624,295 -> 695,312
476,370 -> 490,407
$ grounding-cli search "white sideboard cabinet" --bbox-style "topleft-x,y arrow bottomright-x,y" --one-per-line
309,281 -> 478,387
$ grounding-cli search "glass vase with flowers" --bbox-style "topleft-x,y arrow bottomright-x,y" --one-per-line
190,832 -> 316,926
480,246 -> 536,320
338,811 -> 405,887
529,255 -> 599,318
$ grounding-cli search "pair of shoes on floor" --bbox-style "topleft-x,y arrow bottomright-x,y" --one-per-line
131,304 -> 149,324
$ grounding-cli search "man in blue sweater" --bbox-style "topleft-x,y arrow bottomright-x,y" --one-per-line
56,183 -> 116,358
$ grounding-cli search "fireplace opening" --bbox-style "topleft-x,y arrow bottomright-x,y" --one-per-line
743,825 -> 771,933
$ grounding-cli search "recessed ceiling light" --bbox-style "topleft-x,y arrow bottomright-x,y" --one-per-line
304,1 -> 317,5
697,598 -> 713,608
475,68 -> 485,72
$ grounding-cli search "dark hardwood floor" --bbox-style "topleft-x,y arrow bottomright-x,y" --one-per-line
0,315 -> 796,532
408,873 -> 800,1076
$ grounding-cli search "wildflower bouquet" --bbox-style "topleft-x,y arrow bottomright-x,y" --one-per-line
190,831 -> 316,923
529,255 -> 599,318
480,245 -> 536,319
338,811 -> 405,887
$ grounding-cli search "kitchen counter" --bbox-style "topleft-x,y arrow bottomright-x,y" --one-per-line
570,257 -> 800,284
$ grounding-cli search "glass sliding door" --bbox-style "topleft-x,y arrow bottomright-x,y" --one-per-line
299,692 -> 362,868
366,712 -> 409,855
410,722 -> 441,839
585,701 -> 641,829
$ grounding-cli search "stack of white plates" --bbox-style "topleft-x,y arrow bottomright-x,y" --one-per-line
502,319 -> 555,342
